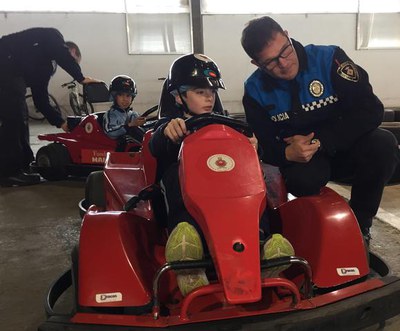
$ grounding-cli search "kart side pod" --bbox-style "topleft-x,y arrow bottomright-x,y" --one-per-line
278,187 -> 370,288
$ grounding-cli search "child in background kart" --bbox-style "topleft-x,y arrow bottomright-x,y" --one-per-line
149,54 -> 294,297
103,75 -> 146,150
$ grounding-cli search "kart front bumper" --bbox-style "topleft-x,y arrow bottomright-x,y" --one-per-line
38,272 -> 400,331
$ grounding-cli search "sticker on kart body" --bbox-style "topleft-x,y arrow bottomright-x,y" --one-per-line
81,149 -> 107,164
336,267 -> 360,276
95,292 -> 122,303
207,154 -> 235,172
85,122 -> 93,133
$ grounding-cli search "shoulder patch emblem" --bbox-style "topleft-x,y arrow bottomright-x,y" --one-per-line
309,80 -> 324,97
337,61 -> 359,82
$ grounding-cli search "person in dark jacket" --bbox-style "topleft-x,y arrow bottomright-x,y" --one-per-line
0,27 -> 99,186
241,16 -> 399,244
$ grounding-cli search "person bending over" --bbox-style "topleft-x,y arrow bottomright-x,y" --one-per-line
0,27 -> 100,186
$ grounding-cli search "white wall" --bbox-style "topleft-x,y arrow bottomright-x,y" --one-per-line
1,12 -> 400,116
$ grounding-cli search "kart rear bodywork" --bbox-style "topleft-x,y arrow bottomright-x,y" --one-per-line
39,117 -> 400,330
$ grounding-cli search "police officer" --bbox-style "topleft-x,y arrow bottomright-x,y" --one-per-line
241,16 -> 399,244
0,27 -> 99,186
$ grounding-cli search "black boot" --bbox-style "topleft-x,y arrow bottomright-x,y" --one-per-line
362,228 -> 371,247
0,171 -> 41,187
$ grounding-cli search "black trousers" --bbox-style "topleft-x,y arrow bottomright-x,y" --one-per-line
280,128 -> 399,232
0,73 -> 34,177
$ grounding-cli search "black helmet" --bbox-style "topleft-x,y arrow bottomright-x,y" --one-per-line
109,75 -> 137,99
167,54 -> 225,92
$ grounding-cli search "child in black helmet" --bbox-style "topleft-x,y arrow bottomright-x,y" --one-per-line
150,54 -> 294,297
103,75 -> 146,148
150,54 -> 258,233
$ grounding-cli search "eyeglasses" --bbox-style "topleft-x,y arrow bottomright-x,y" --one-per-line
258,39 -> 294,71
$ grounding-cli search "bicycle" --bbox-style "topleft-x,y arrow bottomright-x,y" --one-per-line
26,93 -> 61,121
62,80 -> 94,116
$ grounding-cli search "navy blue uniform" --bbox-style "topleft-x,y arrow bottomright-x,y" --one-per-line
243,39 -> 399,233
0,28 -> 85,177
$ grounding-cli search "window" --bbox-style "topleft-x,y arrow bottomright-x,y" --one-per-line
1,0 -> 192,55
125,0 -> 192,54
201,0 -> 359,14
357,0 -> 400,49
0,0 -> 125,12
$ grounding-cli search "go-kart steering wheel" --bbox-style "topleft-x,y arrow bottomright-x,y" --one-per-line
184,113 -> 253,137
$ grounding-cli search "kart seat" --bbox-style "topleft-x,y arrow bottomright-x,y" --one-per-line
157,79 -> 227,119
83,82 -> 110,103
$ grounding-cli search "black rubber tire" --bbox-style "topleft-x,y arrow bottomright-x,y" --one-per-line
85,170 -> 105,209
36,143 -> 70,180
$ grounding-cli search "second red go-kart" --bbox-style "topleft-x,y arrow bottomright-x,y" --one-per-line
31,105 -> 158,181
39,113 -> 400,330
31,80 -> 159,181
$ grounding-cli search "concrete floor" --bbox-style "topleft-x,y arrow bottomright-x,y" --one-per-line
1,120 -> 400,331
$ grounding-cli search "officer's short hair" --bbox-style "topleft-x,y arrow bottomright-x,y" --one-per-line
241,16 -> 284,61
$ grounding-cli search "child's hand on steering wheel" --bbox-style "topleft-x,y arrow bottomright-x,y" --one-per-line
128,117 -> 146,127
164,118 -> 189,143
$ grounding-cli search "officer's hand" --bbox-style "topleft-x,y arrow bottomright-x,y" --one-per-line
164,118 -> 188,143
80,77 -> 102,84
248,134 -> 258,150
61,122 -> 69,132
284,132 -> 320,163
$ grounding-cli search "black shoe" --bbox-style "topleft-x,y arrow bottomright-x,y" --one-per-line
0,172 -> 41,187
362,229 -> 371,248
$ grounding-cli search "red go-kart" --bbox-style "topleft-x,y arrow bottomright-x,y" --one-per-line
39,114 -> 400,330
32,106 -> 157,181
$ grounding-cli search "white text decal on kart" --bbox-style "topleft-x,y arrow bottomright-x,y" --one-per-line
336,267 -> 360,276
95,292 -> 123,303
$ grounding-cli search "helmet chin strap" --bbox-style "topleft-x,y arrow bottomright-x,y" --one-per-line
178,90 -> 197,117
